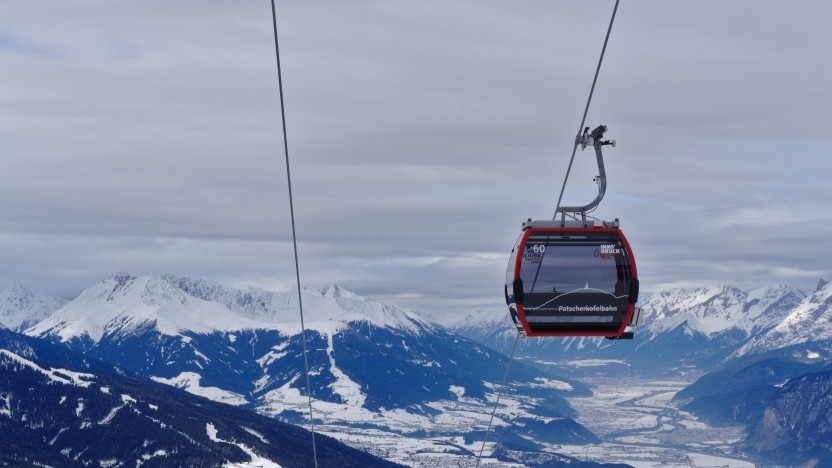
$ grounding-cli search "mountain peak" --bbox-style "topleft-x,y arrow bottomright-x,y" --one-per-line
27,274 -> 436,343
736,280 -> 832,355
26,275 -> 268,343
640,283 -> 802,339
321,284 -> 362,301
816,278 -> 829,293
0,284 -> 67,332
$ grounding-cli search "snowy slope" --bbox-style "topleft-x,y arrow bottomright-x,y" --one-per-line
26,273 -> 275,342
440,308 -> 514,346
26,273 -> 598,464
28,273 -> 433,343
0,328 -> 398,468
638,284 -> 804,339
739,280 -> 832,355
170,276 -> 433,334
0,284 -> 67,332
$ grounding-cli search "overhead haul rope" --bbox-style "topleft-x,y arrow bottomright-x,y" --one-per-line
474,330 -> 520,468
553,0 -> 620,219
474,3 -> 622,465
268,2 -> 319,467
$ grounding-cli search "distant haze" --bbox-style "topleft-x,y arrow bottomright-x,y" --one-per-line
0,1 -> 829,315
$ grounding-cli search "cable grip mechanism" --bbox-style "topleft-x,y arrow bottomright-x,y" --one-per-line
577,125 -> 616,150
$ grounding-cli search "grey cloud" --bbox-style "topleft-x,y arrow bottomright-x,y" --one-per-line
0,1 -> 829,316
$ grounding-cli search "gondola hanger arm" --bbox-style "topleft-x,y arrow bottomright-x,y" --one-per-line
555,125 -> 616,223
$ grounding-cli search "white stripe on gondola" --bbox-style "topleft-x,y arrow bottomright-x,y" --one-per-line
525,286 -> 628,311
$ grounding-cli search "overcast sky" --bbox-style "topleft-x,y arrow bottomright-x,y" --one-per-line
1,1 -> 830,316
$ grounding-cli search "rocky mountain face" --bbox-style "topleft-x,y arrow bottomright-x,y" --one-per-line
739,279 -> 832,355
666,281 -> 832,466
747,366 -> 832,466
0,327 -> 400,467
673,281 -> 832,422
672,343 -> 831,426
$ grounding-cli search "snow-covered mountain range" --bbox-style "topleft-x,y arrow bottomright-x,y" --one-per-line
0,327 -> 399,467
448,283 -> 810,374
27,273 -> 432,343
639,284 -> 804,339
0,284 -> 66,332
738,279 -> 832,354
661,280 -> 832,466
5,273 -> 832,466
21,273 -> 598,466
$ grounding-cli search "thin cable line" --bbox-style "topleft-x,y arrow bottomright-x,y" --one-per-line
554,0 -> 621,219
474,330 -> 521,468
269,2 -> 319,466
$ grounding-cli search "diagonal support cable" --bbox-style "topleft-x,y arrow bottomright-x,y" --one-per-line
268,2 -> 319,467
554,0 -> 621,219
474,330 -> 521,467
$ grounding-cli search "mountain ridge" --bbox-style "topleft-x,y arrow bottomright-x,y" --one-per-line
447,283 -> 809,375
23,272 -> 600,465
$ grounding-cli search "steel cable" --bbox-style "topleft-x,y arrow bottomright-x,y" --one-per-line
473,330 -> 521,468
554,0 -> 621,219
268,2 -> 319,466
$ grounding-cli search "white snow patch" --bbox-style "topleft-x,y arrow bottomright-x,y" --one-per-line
241,426 -> 269,444
98,404 -> 124,424
223,448 -> 282,468
325,333 -> 366,407
152,372 -> 248,406
807,350 -> 820,359
0,393 -> 10,417
531,377 -> 573,391
0,350 -> 95,388
190,345 -> 211,363
687,452 -> 754,467
206,422 -> 220,441
48,427 -> 66,445
206,423 -> 282,468
554,359 -> 627,368
137,449 -> 168,466
449,385 -> 465,399
256,343 -> 288,367
100,386 -> 110,394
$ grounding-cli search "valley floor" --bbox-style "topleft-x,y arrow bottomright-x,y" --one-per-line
561,377 -> 755,467
314,377 -> 759,467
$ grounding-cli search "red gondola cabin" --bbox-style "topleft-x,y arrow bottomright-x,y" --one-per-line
505,219 -> 638,338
